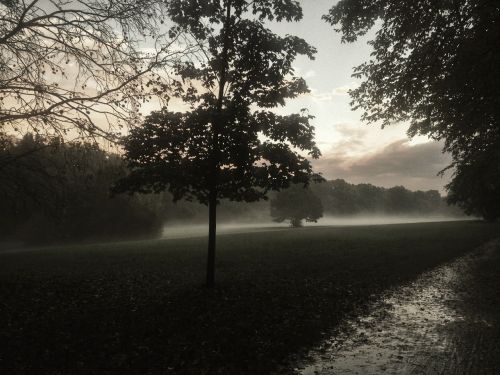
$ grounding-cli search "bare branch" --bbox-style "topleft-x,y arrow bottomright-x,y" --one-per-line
0,0 -> 197,141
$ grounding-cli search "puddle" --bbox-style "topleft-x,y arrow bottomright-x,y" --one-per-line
294,247 -> 491,374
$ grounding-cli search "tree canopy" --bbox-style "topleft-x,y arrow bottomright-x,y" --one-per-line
325,0 -> 500,220
271,183 -> 323,227
325,0 -> 500,159
115,0 -> 320,285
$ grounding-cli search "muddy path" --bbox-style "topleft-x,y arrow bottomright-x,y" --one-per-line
294,239 -> 500,374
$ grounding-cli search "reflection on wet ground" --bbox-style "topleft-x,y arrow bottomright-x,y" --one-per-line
295,240 -> 500,374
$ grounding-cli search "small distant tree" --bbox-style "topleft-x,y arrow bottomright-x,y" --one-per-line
114,0 -> 321,286
270,184 -> 323,228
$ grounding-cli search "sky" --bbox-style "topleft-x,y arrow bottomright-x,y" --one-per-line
10,0 -> 451,193
265,0 -> 452,193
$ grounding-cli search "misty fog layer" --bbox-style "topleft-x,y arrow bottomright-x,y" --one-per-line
161,215 -> 472,240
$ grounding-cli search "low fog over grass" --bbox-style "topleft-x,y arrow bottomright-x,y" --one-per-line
159,179 -> 466,239
161,215 -> 469,240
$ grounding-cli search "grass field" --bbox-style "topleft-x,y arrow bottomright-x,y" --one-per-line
1,221 -> 499,374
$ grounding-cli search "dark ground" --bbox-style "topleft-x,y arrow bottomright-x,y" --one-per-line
1,221 -> 499,374
296,239 -> 500,374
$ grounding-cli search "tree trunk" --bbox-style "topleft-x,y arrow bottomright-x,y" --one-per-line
206,186 -> 217,287
205,0 -> 231,287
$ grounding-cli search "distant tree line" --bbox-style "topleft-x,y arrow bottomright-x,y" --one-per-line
0,134 -> 465,245
0,134 -> 167,244
310,179 -> 462,217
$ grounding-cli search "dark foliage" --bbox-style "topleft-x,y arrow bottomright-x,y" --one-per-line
325,0 -> 500,220
0,135 -> 165,244
271,183 -> 324,227
311,179 -> 461,216
114,107 -> 319,204
446,148 -> 500,222
0,132 -> 463,245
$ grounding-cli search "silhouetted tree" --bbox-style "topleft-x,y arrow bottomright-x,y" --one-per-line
271,184 -> 323,227
0,0 -> 193,140
325,0 -> 500,219
114,0 -> 320,286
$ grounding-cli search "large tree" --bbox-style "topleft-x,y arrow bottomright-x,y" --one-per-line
115,0 -> 320,286
325,0 -> 500,219
0,0 -> 193,141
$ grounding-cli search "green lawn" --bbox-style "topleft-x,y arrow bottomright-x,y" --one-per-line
1,221 -> 499,374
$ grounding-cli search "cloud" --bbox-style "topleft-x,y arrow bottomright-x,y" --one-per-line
309,82 -> 359,102
332,84 -> 356,96
313,140 -> 453,192
303,70 -> 316,79
332,122 -> 369,149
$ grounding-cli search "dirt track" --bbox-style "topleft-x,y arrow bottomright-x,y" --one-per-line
295,239 -> 500,374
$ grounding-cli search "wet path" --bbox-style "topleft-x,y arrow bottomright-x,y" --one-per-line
295,240 -> 500,374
